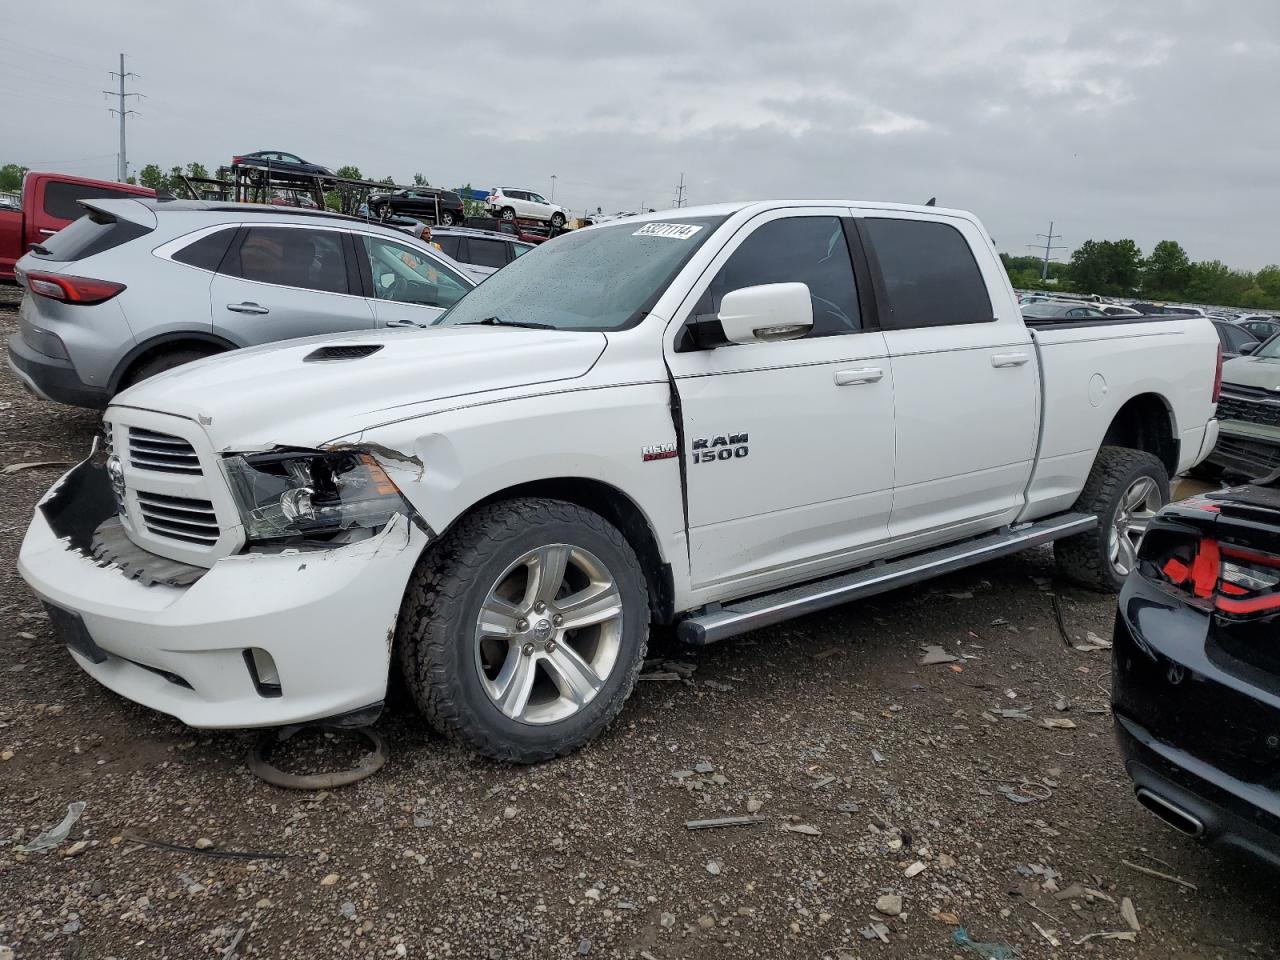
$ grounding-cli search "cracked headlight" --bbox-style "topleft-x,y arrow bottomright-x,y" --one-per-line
222,450 -> 408,544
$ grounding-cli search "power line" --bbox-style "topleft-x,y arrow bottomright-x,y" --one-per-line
0,37 -> 104,73
1027,220 -> 1065,280
104,53 -> 143,183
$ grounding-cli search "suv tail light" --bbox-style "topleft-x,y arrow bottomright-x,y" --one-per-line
1212,342 -> 1223,404
1151,533 -> 1280,616
23,270 -> 126,305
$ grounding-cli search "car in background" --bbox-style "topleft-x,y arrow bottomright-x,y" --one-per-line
1237,315 -> 1280,342
232,152 -> 334,177
1211,318 -> 1260,359
1099,304 -> 1144,318
1,172 -> 155,281
1205,335 -> 1280,477
368,188 -> 466,226
486,187 -> 569,227
1020,301 -> 1111,321
1113,481 -> 1280,868
7,199 -> 475,408
1131,302 -> 1207,317
430,227 -> 534,280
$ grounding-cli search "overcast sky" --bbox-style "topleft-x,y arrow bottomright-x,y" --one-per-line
3,0 -> 1277,267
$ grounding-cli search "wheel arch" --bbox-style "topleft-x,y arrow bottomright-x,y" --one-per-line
437,477 -> 675,624
110,332 -> 238,393
1100,391 -> 1178,477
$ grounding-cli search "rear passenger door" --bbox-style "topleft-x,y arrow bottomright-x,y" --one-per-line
209,225 -> 375,344
859,214 -> 1039,547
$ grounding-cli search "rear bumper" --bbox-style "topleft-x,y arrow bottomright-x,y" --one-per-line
1205,420 -> 1280,477
7,332 -> 109,408
1112,576 -> 1280,868
18,466 -> 429,728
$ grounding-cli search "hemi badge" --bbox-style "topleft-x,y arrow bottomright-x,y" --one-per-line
642,442 -> 678,462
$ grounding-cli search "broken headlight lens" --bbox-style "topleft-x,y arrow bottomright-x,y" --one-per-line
222,450 -> 407,543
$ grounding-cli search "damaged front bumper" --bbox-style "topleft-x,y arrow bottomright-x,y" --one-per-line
18,459 -> 429,729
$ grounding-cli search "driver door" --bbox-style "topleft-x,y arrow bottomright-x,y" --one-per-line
357,233 -> 474,328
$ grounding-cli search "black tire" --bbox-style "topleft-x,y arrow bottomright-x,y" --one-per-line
396,498 -> 649,763
1054,445 -> 1170,591
439,210 -> 456,226
500,207 -> 516,221
122,347 -> 220,389
550,212 -> 566,228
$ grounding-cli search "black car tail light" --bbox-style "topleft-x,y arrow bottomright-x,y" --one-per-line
1150,533 -> 1280,616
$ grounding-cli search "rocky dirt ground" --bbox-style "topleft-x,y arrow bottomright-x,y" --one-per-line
0,287 -> 1276,960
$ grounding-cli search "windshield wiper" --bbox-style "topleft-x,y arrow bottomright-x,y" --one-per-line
457,317 -> 555,330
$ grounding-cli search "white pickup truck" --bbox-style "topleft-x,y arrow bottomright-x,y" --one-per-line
18,201 -> 1221,762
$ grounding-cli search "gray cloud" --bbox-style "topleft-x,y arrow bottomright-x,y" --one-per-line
6,0 -> 1278,266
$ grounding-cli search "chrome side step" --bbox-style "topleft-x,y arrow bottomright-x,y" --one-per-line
677,512 -> 1097,645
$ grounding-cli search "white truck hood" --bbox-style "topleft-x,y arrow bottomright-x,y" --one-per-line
110,326 -> 607,450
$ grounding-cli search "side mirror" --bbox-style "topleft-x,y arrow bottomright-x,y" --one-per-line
1242,341 -> 1259,355
718,283 -> 813,345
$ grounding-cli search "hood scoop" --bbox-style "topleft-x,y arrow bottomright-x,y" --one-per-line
303,344 -> 384,363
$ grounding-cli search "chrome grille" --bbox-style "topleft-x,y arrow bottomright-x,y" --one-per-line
127,427 -> 202,474
135,491 -> 220,545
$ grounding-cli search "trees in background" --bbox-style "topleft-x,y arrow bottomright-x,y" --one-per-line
1005,236 -> 1279,311
0,163 -> 29,192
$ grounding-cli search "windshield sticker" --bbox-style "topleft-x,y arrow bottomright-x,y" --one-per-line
633,223 -> 704,240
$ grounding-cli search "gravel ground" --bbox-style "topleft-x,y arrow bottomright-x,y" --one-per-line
0,289 -> 1276,959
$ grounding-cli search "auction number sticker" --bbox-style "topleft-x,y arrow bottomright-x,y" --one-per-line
633,223 -> 703,240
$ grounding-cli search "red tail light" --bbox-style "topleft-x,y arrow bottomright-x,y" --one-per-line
1158,536 -> 1280,615
23,271 -> 126,305
233,156 -> 244,165
1212,342 -> 1223,404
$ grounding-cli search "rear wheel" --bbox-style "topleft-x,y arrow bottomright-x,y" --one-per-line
550,212 -> 566,228
500,207 -> 516,221
397,498 -> 649,763
439,210 -> 457,226
1055,446 -> 1170,591
121,347 -> 221,390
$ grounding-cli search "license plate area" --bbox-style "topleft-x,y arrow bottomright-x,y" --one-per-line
44,602 -> 108,664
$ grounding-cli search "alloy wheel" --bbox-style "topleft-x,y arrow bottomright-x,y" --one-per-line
473,543 -> 623,725
1109,476 -> 1161,576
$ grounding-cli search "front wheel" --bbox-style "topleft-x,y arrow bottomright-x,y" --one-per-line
500,207 -> 516,221
1055,446 -> 1170,591
550,212 -> 566,228
439,210 -> 456,226
397,498 -> 649,763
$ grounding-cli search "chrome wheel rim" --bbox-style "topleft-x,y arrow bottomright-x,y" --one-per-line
1109,476 -> 1161,576
473,543 -> 623,725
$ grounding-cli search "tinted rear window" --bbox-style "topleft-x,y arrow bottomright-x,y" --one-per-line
28,211 -> 150,262
862,218 -> 993,329
432,235 -> 461,259
222,226 -> 350,294
172,228 -> 236,271
468,238 -> 509,269
43,182 -> 147,221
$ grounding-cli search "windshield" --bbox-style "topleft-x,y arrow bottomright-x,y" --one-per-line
438,216 -> 726,331
1253,335 -> 1280,359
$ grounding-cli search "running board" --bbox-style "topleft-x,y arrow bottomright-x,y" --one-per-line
677,512 -> 1097,646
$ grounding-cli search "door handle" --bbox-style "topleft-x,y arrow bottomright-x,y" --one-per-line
226,302 -> 269,315
386,318 -> 426,329
38,228 -> 57,236
834,367 -> 884,386
991,352 -> 1029,367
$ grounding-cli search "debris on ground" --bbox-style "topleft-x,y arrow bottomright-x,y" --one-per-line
782,823 -> 821,836
953,927 -> 1022,959
1031,921 -> 1060,946
1121,896 -> 1140,931
904,860 -> 927,878
919,644 -> 959,665
684,816 -> 765,831
875,893 -> 903,916
1040,717 -> 1077,729
16,801 -> 85,853
1073,930 -> 1138,945
1073,631 -> 1113,653
1,461 -> 72,475
859,920 -> 891,942
1121,858 -> 1198,891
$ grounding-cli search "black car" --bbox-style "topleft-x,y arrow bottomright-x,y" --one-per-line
430,227 -> 535,279
1212,318 -> 1262,358
1113,480 -> 1280,868
368,189 -> 466,226
232,151 -> 333,177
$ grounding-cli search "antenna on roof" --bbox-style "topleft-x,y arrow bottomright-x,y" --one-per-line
925,197 -> 936,206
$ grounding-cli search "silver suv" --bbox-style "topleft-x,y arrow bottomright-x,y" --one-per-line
7,199 -> 476,408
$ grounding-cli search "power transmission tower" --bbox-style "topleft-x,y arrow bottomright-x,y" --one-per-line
104,54 -> 142,183
673,172 -> 686,208
1028,221 -> 1065,280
